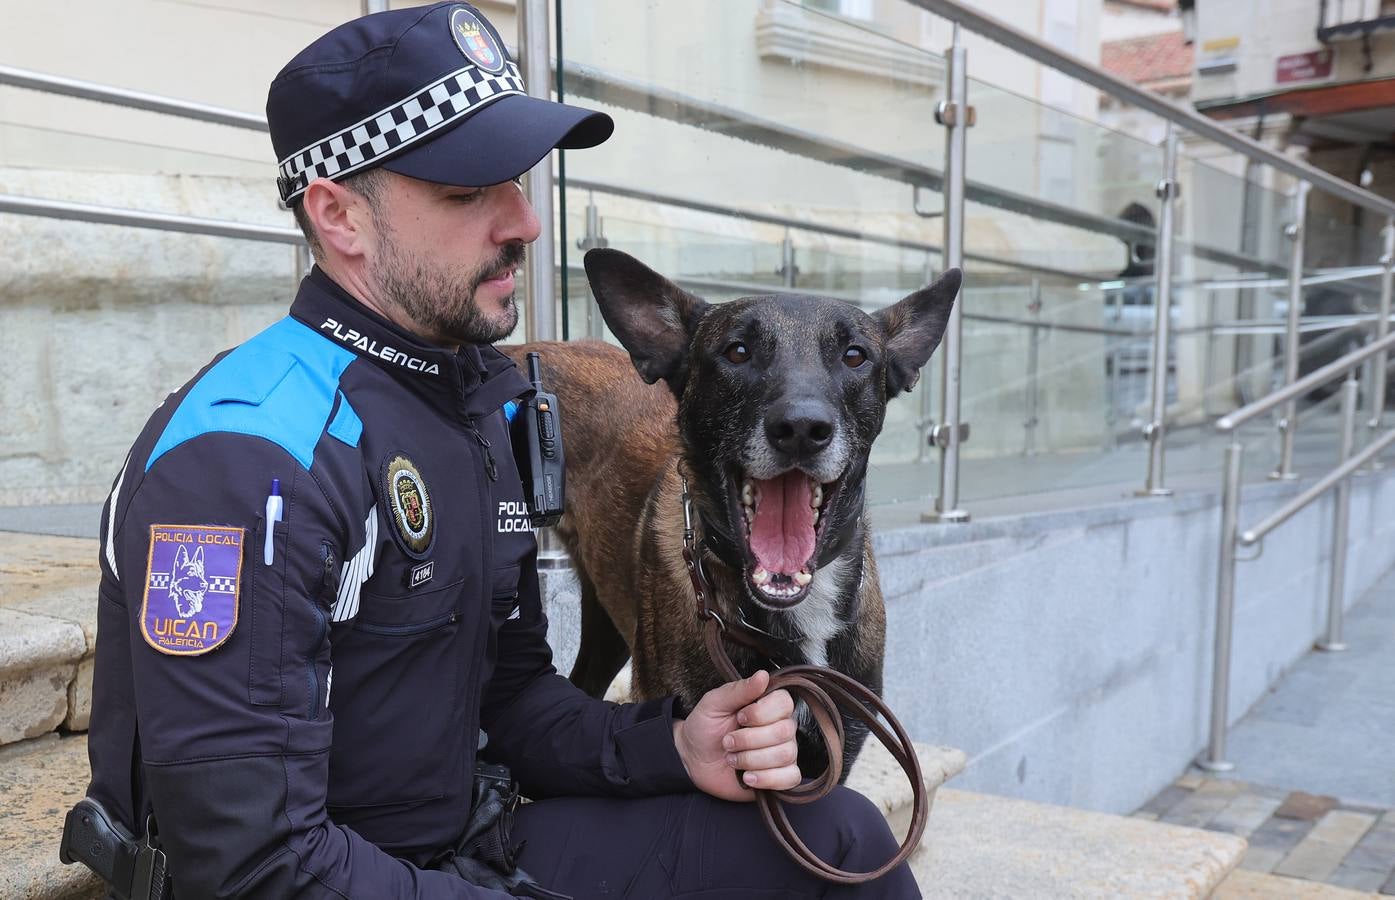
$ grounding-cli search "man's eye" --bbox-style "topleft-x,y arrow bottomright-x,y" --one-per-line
450,190 -> 483,203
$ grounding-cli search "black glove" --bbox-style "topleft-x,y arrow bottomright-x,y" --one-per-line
432,764 -> 571,900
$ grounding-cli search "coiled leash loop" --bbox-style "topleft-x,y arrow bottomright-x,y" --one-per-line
679,477 -> 928,885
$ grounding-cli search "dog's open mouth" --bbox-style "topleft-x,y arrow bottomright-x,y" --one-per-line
731,468 -> 843,609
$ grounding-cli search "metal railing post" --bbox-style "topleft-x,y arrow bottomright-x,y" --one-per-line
927,23 -> 970,524
779,229 -> 799,288
1318,374 -> 1359,651
1198,441 -> 1244,772
1272,180 -> 1310,480
361,0 -> 389,14
1368,219 -> 1395,465
520,0 -> 558,343
1024,279 -> 1042,456
918,255 -> 939,464
1140,124 -> 1179,496
292,243 -> 312,296
578,193 -> 608,339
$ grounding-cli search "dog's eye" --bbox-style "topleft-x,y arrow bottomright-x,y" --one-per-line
843,346 -> 868,368
724,342 -> 751,364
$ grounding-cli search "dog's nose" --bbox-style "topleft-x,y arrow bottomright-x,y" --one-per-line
766,399 -> 836,457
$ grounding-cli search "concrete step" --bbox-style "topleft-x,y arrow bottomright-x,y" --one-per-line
914,787 -> 1248,899
0,533 -> 100,743
1214,868 -> 1381,898
0,734 -> 103,900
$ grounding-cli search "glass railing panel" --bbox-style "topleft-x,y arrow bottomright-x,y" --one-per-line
557,0 -> 948,506
954,77 -> 1167,501
1163,155 -> 1296,482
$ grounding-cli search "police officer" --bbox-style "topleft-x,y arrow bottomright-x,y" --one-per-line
84,3 -> 920,897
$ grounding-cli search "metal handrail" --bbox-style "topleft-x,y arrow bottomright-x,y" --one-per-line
0,193 -> 303,244
1241,429 -> 1395,546
908,0 -> 1395,220
1199,323 -> 1395,772
564,176 -> 1092,281
0,64 -> 267,132
1216,330 -> 1395,431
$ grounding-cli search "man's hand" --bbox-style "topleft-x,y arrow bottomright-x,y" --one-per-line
672,670 -> 800,802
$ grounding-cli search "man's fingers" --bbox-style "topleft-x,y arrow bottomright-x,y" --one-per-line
706,670 -> 771,717
736,687 -> 794,727
726,741 -> 798,773
741,764 -> 802,792
722,718 -> 796,752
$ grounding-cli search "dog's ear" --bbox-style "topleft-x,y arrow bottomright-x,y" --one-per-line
873,267 -> 961,397
584,248 -> 710,390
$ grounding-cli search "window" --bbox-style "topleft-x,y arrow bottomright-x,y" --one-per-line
803,0 -> 874,21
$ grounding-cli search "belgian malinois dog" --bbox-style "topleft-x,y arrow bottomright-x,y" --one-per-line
512,249 -> 959,778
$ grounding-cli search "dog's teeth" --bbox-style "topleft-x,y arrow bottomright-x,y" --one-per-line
811,483 -> 823,508
794,570 -> 812,587
752,567 -> 771,585
812,508 -> 820,526
741,482 -> 754,507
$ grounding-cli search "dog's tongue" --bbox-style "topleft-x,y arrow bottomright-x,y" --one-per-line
749,471 -> 816,575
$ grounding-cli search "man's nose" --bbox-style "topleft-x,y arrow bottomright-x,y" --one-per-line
765,397 -> 836,458
495,180 -> 542,245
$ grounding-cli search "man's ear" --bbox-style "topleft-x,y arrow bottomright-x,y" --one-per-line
873,267 -> 961,398
302,178 -> 374,261
584,248 -> 710,393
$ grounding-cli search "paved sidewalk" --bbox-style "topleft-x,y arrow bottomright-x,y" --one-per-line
1138,564 -> 1395,894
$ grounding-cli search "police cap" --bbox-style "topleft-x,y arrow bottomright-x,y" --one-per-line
267,2 -> 612,204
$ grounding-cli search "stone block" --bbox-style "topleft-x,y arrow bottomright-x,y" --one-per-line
0,535 -> 102,736
1274,811 -> 1378,883
915,787 -> 1246,898
0,734 -> 104,900
64,658 -> 94,733
1215,868 -> 1380,899
1210,794 -> 1285,838
1277,791 -> 1342,822
0,610 -> 85,747
845,741 -> 966,838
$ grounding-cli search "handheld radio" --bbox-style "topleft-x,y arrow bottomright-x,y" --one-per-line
514,352 -> 565,527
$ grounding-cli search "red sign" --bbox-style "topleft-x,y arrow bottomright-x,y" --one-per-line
1276,49 -> 1334,84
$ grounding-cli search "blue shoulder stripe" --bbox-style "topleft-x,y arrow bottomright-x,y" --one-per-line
146,317 -> 357,472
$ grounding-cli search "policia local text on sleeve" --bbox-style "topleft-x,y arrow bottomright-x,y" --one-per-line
63,3 -> 921,898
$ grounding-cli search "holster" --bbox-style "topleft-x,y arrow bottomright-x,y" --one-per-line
429,762 -> 571,900
59,798 -> 172,900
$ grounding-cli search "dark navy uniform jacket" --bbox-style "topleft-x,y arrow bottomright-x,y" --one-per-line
87,268 -> 691,898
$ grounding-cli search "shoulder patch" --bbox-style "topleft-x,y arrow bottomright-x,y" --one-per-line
140,525 -> 244,656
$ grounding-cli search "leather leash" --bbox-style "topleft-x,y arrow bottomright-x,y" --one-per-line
678,477 -> 928,885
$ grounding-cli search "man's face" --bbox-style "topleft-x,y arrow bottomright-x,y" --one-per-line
363,172 -> 541,346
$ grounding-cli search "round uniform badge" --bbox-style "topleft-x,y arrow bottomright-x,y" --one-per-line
449,6 -> 506,75
384,454 -> 434,557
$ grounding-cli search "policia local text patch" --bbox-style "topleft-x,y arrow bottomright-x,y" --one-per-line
141,525 -> 244,655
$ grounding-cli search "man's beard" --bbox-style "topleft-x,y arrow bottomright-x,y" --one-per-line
369,225 -> 526,346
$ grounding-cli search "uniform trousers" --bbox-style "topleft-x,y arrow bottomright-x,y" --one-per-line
512,785 -> 921,899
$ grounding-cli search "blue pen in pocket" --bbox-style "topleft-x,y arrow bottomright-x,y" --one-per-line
264,478 -> 283,566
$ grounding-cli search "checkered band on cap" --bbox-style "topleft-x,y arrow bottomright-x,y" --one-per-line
276,60 -> 525,203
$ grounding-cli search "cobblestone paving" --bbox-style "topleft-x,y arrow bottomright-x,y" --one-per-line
1136,781 -> 1395,894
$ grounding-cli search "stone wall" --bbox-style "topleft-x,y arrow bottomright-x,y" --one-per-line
0,170 -> 297,505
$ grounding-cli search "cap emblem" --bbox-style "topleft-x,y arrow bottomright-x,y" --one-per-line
450,7 -> 506,75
